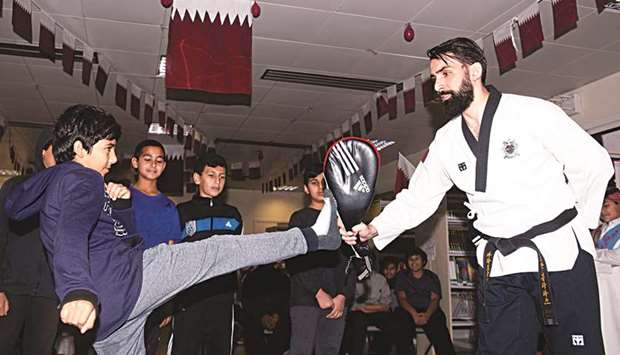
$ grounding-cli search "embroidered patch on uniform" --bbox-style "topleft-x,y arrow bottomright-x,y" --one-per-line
571,335 -> 584,346
458,162 -> 467,171
502,139 -> 519,159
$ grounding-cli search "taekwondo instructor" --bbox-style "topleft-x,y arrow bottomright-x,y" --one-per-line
341,37 -> 612,355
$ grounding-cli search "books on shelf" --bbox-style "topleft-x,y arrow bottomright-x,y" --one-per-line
451,291 -> 476,320
448,230 -> 474,252
449,257 -> 477,286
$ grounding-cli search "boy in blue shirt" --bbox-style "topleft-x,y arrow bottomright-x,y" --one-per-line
4,104 -> 341,355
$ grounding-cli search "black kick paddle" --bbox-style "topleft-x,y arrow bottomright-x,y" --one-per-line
323,137 -> 380,259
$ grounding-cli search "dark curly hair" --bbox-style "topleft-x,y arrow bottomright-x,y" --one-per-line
427,37 -> 487,83
194,152 -> 227,175
53,105 -> 122,163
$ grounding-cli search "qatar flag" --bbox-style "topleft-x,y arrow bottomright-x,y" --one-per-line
394,152 -> 415,195
166,0 -> 253,106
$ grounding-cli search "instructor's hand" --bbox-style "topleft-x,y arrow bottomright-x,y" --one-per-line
0,292 -> 9,316
340,222 -> 377,245
60,300 -> 97,334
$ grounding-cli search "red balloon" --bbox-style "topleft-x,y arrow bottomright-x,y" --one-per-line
404,23 -> 415,42
251,1 -> 261,18
161,0 -> 173,8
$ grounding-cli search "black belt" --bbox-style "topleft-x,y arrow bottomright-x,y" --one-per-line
477,207 -> 577,326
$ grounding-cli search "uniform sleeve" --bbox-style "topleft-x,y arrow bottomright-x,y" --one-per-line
371,135 -> 453,250
532,100 -> 613,229
54,172 -> 103,307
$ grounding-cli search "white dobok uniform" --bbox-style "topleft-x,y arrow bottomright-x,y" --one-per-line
372,87 -> 613,278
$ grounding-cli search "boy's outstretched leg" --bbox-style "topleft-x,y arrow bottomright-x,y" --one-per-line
93,190 -> 341,354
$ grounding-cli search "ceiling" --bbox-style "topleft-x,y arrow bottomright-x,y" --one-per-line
1,0 -> 620,189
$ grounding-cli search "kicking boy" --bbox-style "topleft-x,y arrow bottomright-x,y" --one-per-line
3,104 -> 341,355
172,153 -> 243,355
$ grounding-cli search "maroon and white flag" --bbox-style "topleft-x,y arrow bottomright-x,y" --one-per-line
596,0 -> 611,13
518,3 -> 544,58
552,0 -> 578,39
130,83 -> 141,119
351,113 -> 362,137
12,0 -> 32,43
362,103 -> 372,135
157,100 -> 166,128
38,12 -> 55,62
115,75 -> 128,110
62,29 -> 76,75
386,85 -> 397,120
81,45 -> 94,86
341,119 -> 351,137
95,57 -> 110,96
166,0 -> 253,106
394,152 -> 415,195
420,70 -> 437,107
403,77 -> 415,114
144,93 -> 154,125
493,24 -> 517,75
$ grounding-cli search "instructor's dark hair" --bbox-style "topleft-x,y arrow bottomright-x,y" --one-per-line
194,152 -> 228,174
427,37 -> 487,83
53,105 -> 121,163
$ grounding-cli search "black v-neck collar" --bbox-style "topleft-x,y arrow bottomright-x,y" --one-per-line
460,86 -> 502,192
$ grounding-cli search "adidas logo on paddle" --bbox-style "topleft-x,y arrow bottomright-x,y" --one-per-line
353,175 -> 370,193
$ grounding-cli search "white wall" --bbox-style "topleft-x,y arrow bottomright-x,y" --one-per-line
566,70 -> 620,133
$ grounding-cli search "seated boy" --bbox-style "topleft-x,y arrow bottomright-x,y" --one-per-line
3,105 -> 341,355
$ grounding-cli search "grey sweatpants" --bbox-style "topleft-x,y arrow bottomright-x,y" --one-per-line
93,229 -> 308,355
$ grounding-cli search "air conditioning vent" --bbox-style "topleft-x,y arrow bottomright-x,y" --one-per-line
261,69 -> 396,92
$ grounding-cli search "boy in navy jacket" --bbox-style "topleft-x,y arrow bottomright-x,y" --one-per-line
4,104 -> 341,355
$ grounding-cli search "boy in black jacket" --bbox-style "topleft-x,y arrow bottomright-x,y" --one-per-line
172,153 -> 243,355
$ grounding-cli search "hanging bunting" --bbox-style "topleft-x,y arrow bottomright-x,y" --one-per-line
193,132 -> 201,155
552,0 -> 578,39
518,3 -> 544,58
199,141 -> 207,156
231,162 -> 244,180
282,172 -> 286,185
115,75 -> 128,110
184,126 -> 193,151
144,93 -> 154,125
351,113 -> 361,137
293,162 -> 299,177
249,160 -> 261,179
95,57 -> 110,96
288,166 -> 293,182
420,71 -> 437,107
176,123 -> 184,144
403,77 -> 416,114
12,0 -> 33,43
81,44 -> 94,86
62,29 -> 76,75
318,138 -> 326,161
387,85 -> 397,120
166,0 -> 253,105
341,119 -> 351,137
376,91 -> 389,120
38,12 -> 56,62
157,100 -> 166,128
493,23 -> 517,75
362,104 -> 372,135
130,83 -> 141,119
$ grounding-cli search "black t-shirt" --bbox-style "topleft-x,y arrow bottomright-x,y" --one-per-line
287,207 -> 354,307
394,269 -> 441,311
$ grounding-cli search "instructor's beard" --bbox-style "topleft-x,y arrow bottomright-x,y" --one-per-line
439,77 -> 474,118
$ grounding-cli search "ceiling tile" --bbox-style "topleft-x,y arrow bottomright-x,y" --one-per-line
260,86 -> 323,107
603,40 -> 620,53
350,53 -> 427,81
314,13 -> 401,50
253,38 -> 305,67
273,132 -> 321,145
194,125 -> 238,140
249,103 -> 306,120
379,23 -> 482,58
28,65 -> 86,88
0,62 -> 33,84
83,0 -> 166,25
235,127 -> 281,141
292,45 -> 365,74
168,101 -> 204,113
281,120 -> 334,135
85,19 -> 162,53
104,51 -> 160,76
253,4 -> 328,43
197,113 -> 247,128
203,103 -> 252,116
259,0 -> 342,11
551,51 -> 620,81
338,0 -> 429,21
240,116 -> 292,131
313,91 -> 373,111
0,83 -> 39,100
37,0 -> 84,18
39,85 -> 98,104
0,54 -> 24,65
553,11 -> 620,50
517,42 -> 592,73
296,107 -> 356,123
0,98 -> 52,123
412,0 -> 523,31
